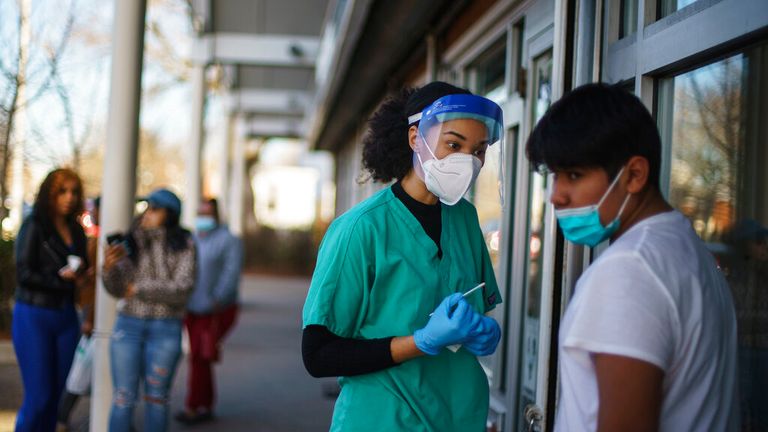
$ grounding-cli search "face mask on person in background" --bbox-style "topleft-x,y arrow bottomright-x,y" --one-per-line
554,166 -> 631,247
195,216 -> 216,232
416,139 -> 482,206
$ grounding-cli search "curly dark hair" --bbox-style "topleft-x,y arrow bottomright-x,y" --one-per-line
362,81 -> 471,183
32,168 -> 85,223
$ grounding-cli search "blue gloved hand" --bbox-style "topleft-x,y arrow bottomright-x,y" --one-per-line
414,293 -> 483,355
463,315 -> 501,356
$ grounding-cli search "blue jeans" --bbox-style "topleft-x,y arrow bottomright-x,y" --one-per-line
12,301 -> 79,432
109,314 -> 182,432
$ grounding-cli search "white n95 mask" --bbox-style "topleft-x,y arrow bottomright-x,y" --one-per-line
419,151 -> 482,206
409,93 -> 504,205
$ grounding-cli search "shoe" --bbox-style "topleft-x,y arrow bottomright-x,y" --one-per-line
174,410 -> 214,425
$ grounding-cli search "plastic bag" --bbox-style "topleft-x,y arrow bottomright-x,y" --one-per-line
65,336 -> 93,395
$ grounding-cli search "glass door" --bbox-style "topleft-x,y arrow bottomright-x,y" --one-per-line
657,43 -> 768,431
515,48 -> 553,431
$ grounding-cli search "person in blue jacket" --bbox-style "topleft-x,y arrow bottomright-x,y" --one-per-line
175,198 -> 243,424
302,81 -> 504,431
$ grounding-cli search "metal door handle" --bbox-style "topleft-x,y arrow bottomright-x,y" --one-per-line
524,404 -> 543,432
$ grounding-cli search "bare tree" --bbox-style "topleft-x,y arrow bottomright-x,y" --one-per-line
0,0 -> 76,220
671,56 -> 743,241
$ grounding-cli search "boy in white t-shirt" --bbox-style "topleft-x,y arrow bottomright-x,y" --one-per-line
526,84 -> 739,431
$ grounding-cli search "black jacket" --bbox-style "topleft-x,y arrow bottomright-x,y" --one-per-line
15,214 -> 88,309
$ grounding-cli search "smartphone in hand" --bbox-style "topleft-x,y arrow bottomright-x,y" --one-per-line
106,233 -> 124,246
106,232 -> 132,256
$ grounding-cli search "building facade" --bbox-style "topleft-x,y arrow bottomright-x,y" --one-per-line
308,0 -> 768,430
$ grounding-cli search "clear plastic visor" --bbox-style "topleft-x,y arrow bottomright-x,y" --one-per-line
409,94 -> 505,201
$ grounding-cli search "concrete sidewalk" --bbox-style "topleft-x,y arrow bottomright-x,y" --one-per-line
0,274 -> 337,432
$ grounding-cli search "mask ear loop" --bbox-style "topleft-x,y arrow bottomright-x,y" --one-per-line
598,166 -> 632,222
597,166 -> 627,208
614,192 -> 632,220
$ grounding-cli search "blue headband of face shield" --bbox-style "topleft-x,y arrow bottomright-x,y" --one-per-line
408,94 -> 504,144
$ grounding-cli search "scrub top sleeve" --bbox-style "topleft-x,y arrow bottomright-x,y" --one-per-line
479,231 -> 502,313
464,200 -> 502,313
302,217 -> 372,338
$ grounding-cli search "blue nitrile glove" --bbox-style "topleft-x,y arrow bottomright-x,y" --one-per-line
463,315 -> 501,356
414,293 -> 483,355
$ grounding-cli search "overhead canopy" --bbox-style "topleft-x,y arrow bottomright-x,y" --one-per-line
190,0 -> 329,138
308,0 -> 470,151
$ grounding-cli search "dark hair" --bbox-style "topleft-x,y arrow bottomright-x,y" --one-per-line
33,168 -> 85,223
203,197 -> 220,224
161,204 -> 190,252
362,81 -> 472,183
526,83 -> 662,189
125,202 -> 190,262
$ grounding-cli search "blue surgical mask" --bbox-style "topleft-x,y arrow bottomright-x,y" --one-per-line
195,216 -> 216,232
554,167 -> 631,247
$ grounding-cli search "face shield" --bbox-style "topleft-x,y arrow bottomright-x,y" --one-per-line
409,94 -> 504,205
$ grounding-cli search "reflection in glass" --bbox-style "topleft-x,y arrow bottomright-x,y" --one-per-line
659,0 -> 698,18
469,38 -> 507,277
517,50 -> 552,430
661,43 -> 768,431
667,56 -> 742,243
467,37 -> 508,384
471,39 -> 506,104
620,0 -> 637,38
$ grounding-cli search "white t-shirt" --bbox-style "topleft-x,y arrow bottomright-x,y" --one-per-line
554,211 -> 739,432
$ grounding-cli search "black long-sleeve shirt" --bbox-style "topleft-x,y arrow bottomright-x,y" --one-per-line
301,181 -> 442,377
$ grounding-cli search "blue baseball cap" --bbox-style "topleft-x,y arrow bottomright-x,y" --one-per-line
145,188 -> 182,216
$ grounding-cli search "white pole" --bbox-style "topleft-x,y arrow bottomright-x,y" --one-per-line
90,1 -> 146,430
228,116 -> 246,236
217,113 -> 234,223
183,64 -> 206,229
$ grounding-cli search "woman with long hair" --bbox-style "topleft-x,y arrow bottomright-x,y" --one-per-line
13,168 -> 88,431
102,188 -> 195,432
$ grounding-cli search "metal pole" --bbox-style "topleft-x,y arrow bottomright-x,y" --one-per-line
182,64 -> 206,229
90,1 -> 146,430
217,113 -> 235,223
228,115 -> 246,236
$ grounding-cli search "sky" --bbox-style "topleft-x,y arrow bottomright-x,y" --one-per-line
0,0 -> 199,196
0,0 -> 335,233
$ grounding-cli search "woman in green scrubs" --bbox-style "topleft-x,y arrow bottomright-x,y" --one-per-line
302,81 -> 504,432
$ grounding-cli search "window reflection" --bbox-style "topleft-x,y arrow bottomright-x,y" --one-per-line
620,0 -> 638,38
667,56 -> 742,243
661,43 -> 768,431
467,36 -> 509,387
517,50 -> 552,430
469,38 -> 506,279
659,0 -> 698,18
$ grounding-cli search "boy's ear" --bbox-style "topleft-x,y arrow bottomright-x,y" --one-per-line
626,156 -> 650,194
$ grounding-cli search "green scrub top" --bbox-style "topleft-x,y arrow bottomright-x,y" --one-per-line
303,186 -> 502,432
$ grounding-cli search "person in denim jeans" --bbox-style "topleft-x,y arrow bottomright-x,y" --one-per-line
102,188 -> 195,432
13,169 -> 89,432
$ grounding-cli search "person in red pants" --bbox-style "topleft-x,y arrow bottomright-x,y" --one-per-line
175,198 -> 243,424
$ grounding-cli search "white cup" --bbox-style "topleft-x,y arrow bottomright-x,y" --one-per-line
67,255 -> 82,272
